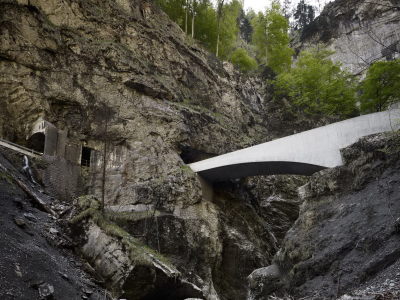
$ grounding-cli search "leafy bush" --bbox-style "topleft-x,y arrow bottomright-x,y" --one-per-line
230,48 -> 257,72
359,59 -> 400,113
274,48 -> 357,117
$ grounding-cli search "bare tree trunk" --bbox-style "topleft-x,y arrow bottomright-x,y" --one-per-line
216,30 -> 220,57
216,0 -> 224,57
185,0 -> 188,35
191,5 -> 195,38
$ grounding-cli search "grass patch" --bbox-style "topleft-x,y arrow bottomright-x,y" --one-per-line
180,164 -> 194,174
106,210 -> 161,223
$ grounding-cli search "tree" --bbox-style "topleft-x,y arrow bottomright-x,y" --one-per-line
194,0 -> 218,51
359,59 -> 400,113
274,48 -> 357,117
230,48 -> 257,72
293,0 -> 315,30
92,104 -> 116,213
252,1 -> 293,74
239,8 -> 252,43
217,0 -> 241,59
157,0 -> 186,28
157,0 -> 240,59
282,0 -> 292,19
216,0 -> 225,57
191,0 -> 197,38
185,0 -> 188,34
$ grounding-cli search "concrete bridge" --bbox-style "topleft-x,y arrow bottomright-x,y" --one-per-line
189,109 -> 400,182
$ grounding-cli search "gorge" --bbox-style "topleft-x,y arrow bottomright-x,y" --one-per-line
0,0 -> 399,299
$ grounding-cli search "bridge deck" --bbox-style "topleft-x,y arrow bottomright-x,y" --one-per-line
189,109 -> 400,182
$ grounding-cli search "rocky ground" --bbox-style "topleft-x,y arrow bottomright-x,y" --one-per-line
0,150 -> 108,299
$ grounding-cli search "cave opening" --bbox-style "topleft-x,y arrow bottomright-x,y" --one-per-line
179,145 -> 215,164
27,132 -> 45,153
81,146 -> 92,167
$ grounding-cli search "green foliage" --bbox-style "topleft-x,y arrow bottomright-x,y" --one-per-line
359,59 -> 400,113
194,1 -> 218,51
157,0 -> 242,58
230,48 -> 257,72
157,0 -> 187,28
217,0 -> 241,59
274,48 -> 357,117
251,1 -> 293,74
251,12 -> 268,61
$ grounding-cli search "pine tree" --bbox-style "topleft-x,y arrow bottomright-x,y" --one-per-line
293,0 -> 315,30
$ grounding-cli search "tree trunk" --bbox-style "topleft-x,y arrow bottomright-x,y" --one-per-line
216,30 -> 220,57
191,8 -> 195,38
216,0 -> 224,57
185,0 -> 188,35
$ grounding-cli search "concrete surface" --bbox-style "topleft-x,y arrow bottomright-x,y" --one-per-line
189,109 -> 400,182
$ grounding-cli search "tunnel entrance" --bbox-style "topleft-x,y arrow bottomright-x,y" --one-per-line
179,145 -> 215,164
81,146 -> 92,167
27,132 -> 45,153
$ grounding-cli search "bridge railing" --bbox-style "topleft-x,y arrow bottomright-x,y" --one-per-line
0,138 -> 43,157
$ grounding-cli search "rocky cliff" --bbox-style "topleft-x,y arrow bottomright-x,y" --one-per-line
0,0 -> 307,299
296,0 -> 400,74
248,132 -> 400,299
1,0 -> 400,299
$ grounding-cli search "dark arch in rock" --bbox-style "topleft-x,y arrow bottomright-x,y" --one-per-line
27,132 -> 45,153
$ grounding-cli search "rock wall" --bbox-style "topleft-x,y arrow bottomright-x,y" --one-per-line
0,0 -> 307,299
248,132 -> 400,299
297,0 -> 400,74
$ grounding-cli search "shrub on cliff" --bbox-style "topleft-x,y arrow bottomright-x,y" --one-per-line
273,48 -> 358,117
359,59 -> 400,113
230,48 -> 257,72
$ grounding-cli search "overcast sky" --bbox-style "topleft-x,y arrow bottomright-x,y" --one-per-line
243,0 -> 332,14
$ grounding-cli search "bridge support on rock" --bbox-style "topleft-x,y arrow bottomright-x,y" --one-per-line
189,109 -> 400,182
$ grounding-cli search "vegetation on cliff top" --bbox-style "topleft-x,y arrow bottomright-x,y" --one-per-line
274,48 -> 357,117
359,59 -> 400,113
157,0 -> 399,119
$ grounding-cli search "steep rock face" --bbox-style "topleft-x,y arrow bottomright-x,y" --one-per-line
248,132 -> 400,299
0,0 -> 307,299
297,0 -> 400,74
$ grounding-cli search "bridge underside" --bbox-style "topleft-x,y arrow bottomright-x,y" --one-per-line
197,161 -> 327,182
